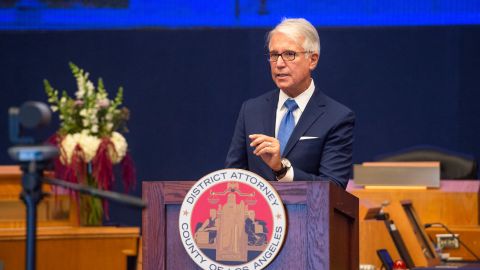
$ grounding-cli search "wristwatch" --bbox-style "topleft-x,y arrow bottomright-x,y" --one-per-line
273,158 -> 291,179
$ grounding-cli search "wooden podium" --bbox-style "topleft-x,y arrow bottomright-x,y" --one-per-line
142,181 -> 359,270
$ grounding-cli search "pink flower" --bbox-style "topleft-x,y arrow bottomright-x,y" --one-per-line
74,99 -> 84,106
97,99 -> 110,108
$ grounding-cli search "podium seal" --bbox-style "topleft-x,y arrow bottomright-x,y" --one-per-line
179,169 -> 287,270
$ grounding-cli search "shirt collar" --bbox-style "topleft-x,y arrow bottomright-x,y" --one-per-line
277,79 -> 315,113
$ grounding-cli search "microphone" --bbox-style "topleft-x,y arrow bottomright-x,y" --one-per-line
424,222 -> 480,261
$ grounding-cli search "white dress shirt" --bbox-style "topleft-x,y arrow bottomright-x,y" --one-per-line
275,79 -> 315,181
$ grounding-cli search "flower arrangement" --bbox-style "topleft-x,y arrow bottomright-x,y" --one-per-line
45,62 -> 135,225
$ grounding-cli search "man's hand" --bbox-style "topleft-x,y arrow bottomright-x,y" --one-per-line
249,134 -> 282,171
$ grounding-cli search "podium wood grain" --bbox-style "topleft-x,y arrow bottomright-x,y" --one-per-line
142,181 -> 358,270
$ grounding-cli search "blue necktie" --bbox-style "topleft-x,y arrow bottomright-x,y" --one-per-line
278,99 -> 298,155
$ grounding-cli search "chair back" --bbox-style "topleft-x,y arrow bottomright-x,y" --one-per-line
376,146 -> 477,180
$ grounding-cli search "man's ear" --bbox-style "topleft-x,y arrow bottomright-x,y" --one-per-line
309,53 -> 319,70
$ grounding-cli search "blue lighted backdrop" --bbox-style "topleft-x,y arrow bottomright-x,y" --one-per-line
1,0 -> 480,29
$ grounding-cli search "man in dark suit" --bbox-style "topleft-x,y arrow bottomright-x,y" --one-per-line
225,18 -> 355,189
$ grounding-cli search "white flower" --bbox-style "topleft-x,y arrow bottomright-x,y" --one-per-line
82,119 -> 90,127
75,89 -> 85,100
75,76 -> 85,99
109,131 -> 127,163
77,133 -> 101,162
60,132 -> 101,164
105,112 -> 113,121
60,133 -> 78,164
50,106 -> 58,112
86,81 -> 94,95
97,91 -> 107,100
89,109 -> 98,122
91,124 -> 99,133
106,123 -> 114,132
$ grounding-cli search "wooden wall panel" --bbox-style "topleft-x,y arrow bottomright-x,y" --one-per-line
0,226 -> 139,270
348,180 -> 480,268
348,181 -> 480,226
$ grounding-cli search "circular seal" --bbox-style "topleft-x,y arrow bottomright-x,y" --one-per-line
179,169 -> 287,270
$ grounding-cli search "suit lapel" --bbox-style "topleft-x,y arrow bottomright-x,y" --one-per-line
283,89 -> 326,157
263,91 -> 278,137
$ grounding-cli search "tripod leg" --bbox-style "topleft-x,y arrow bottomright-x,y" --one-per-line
20,161 -> 45,270
24,194 -> 38,270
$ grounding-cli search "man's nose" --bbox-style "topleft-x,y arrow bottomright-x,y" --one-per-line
276,56 -> 287,67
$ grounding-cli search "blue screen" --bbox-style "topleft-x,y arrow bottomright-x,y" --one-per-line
1,0 -> 480,30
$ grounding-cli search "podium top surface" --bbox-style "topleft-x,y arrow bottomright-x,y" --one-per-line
143,180 -> 356,205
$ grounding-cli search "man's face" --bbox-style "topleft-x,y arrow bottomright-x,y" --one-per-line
269,32 -> 318,97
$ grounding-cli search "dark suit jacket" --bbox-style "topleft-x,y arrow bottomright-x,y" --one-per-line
225,88 -> 355,189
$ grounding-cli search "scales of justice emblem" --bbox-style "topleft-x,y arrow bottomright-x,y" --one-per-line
179,169 -> 287,270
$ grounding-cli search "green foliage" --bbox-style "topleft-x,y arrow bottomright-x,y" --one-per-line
44,62 -> 129,137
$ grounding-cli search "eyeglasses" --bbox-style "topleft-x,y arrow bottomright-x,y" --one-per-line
267,50 -> 312,62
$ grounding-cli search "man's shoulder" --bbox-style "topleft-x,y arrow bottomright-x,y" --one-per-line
239,89 -> 278,114
244,89 -> 277,105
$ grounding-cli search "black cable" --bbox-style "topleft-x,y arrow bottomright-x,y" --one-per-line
424,222 -> 480,261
